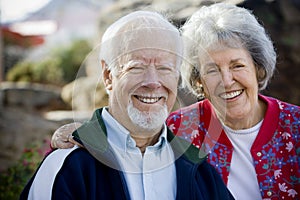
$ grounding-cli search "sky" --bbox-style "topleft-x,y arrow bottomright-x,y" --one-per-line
1,0 -> 51,23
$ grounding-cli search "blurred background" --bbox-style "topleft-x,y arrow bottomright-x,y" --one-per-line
0,0 -> 299,199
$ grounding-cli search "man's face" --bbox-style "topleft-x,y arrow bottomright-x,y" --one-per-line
105,47 -> 179,136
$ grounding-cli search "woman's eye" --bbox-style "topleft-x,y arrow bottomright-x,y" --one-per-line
206,67 -> 219,74
232,64 -> 245,70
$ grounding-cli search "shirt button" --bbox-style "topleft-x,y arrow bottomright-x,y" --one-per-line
267,191 -> 272,196
256,152 -> 262,157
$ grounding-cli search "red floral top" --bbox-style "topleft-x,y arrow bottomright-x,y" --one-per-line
166,95 -> 300,199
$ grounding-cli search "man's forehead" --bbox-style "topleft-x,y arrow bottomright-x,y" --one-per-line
122,28 -> 180,51
120,48 -> 177,63
126,48 -> 176,56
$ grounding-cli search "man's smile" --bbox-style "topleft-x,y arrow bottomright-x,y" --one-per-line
134,95 -> 166,104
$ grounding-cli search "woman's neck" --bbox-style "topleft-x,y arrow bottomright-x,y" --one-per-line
221,99 -> 267,130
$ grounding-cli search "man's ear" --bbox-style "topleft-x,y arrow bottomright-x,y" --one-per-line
101,60 -> 112,91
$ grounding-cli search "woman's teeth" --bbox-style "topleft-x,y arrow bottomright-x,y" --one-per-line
220,90 -> 243,99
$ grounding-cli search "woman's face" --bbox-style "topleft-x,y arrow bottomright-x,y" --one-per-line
199,47 -> 260,125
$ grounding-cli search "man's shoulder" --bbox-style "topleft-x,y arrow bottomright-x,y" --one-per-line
34,147 -> 97,182
44,146 -> 94,166
175,157 -> 234,199
22,146 -> 81,199
41,146 -> 82,170
55,147 -> 94,162
175,152 -> 210,170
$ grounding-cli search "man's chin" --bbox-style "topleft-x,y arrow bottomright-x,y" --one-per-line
127,103 -> 168,131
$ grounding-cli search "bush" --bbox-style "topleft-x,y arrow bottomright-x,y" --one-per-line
6,58 -> 64,85
32,58 -> 64,84
6,39 -> 91,84
6,61 -> 34,82
52,39 -> 91,82
0,139 -> 51,200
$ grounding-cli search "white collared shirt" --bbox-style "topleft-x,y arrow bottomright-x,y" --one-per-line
102,108 -> 176,200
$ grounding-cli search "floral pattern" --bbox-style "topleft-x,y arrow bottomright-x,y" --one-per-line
166,95 -> 300,199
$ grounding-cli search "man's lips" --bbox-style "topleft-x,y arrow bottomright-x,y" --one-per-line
134,95 -> 165,104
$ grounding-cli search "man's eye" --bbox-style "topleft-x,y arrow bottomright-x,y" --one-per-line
157,66 -> 173,72
128,66 -> 145,73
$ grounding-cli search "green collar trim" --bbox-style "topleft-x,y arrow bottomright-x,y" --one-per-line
73,108 -> 206,164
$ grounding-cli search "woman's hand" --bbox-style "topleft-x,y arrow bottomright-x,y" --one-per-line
51,122 -> 83,149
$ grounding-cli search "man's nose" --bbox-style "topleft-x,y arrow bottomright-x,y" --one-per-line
143,67 -> 162,89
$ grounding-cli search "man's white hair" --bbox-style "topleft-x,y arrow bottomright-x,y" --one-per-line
99,11 -> 183,75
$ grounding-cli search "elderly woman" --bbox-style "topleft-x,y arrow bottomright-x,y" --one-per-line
50,3 -> 299,200
167,3 -> 300,200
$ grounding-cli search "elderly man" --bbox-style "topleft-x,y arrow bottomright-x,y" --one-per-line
20,11 -> 233,200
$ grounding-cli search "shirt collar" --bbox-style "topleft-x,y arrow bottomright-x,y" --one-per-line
102,107 -> 167,153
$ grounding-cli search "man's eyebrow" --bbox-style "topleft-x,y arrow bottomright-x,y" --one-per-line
123,60 -> 143,67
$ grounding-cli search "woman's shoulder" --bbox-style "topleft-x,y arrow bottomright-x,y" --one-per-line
166,100 -> 212,135
261,95 -> 299,115
276,99 -> 300,113
168,100 -> 210,118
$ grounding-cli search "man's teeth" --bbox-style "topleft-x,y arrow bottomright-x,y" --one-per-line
220,90 -> 242,99
137,96 -> 160,103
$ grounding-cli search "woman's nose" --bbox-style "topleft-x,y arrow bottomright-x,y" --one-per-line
220,69 -> 234,88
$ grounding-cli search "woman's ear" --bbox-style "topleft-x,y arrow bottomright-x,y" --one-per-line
101,60 -> 112,91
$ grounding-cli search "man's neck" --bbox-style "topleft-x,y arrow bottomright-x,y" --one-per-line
105,106 -> 164,154
131,132 -> 161,154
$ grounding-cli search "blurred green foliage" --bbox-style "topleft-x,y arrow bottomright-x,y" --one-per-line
6,59 -> 63,84
52,39 -> 91,82
6,39 -> 91,85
